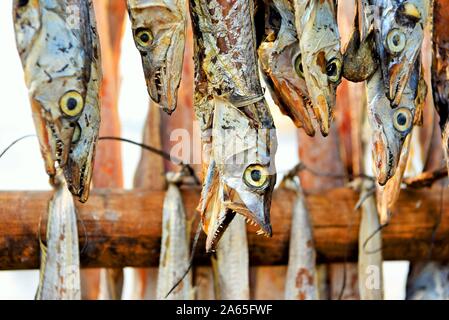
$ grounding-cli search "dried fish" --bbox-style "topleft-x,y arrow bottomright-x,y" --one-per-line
258,0 -> 315,135
373,0 -> 430,106
294,0 -> 342,136
190,0 -> 277,251
127,0 -> 187,114
13,0 -> 102,202
211,215 -> 249,300
283,177 -> 318,300
156,172 -> 193,300
366,66 -> 417,185
36,170 -> 81,300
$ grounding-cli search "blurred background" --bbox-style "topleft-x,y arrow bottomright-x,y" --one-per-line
0,1 -> 412,299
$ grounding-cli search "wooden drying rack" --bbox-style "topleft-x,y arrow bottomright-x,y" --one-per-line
1,186 -> 448,270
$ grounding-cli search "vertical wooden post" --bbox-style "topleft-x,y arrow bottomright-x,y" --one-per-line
87,0 -> 127,300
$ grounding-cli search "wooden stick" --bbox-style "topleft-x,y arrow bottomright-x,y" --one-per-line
91,0 -> 127,300
1,187 -> 449,270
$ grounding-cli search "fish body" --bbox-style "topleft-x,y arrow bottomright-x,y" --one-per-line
13,0 -> 101,202
127,0 -> 187,114
284,179 -> 318,300
373,0 -> 429,106
36,170 -> 81,300
156,177 -> 193,300
212,215 -> 249,299
432,0 -> 449,173
294,0 -> 342,136
258,0 -> 315,135
190,0 -> 277,251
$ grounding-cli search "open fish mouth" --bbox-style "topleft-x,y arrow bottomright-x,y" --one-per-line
205,185 -> 272,253
64,161 -> 91,203
148,66 -> 164,104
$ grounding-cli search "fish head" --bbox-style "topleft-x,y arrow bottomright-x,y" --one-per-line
258,21 -> 315,135
299,0 -> 342,136
203,97 -> 276,252
377,0 -> 427,105
128,0 -> 186,114
63,68 -> 101,203
13,0 -> 91,174
368,69 -> 416,185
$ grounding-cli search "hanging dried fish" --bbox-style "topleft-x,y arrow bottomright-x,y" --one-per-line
36,170 -> 81,300
373,0 -> 430,106
156,172 -> 193,300
211,215 -> 250,300
258,0 -> 315,135
13,0 -> 102,203
366,67 -> 418,185
283,176 -> 318,300
294,0 -> 342,136
190,0 -> 277,251
127,0 -> 187,114
432,0 -> 449,174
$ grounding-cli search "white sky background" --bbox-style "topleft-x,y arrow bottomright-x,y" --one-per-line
0,2 -> 407,299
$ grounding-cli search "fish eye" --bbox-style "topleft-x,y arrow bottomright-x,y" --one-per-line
393,108 -> 412,133
71,123 -> 81,143
386,29 -> 406,54
243,164 -> 270,190
135,28 -> 153,47
293,53 -> 304,78
60,91 -> 84,117
326,58 -> 342,83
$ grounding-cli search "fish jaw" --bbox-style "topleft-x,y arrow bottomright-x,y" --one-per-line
127,1 -> 186,114
64,135 -> 97,203
371,129 -> 396,186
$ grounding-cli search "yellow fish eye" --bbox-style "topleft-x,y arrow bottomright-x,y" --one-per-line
243,164 -> 269,190
393,107 -> 412,133
135,28 -> 153,47
60,91 -> 84,117
293,53 -> 304,78
386,29 -> 406,54
326,58 -> 342,83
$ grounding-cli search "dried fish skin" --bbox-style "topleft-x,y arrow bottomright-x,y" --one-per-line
13,0 -> 102,202
294,0 -> 342,136
366,66 -> 417,185
157,181 -> 193,300
127,0 -> 187,114
36,172 -> 81,300
374,0 -> 430,106
190,0 -> 277,250
258,0 -> 315,136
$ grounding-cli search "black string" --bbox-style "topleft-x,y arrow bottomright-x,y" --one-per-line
0,135 -> 36,160
99,136 -> 201,185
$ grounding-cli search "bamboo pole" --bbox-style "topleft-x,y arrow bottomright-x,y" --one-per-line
1,187 -> 449,269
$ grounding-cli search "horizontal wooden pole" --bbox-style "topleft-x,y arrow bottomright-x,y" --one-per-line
0,187 -> 448,270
